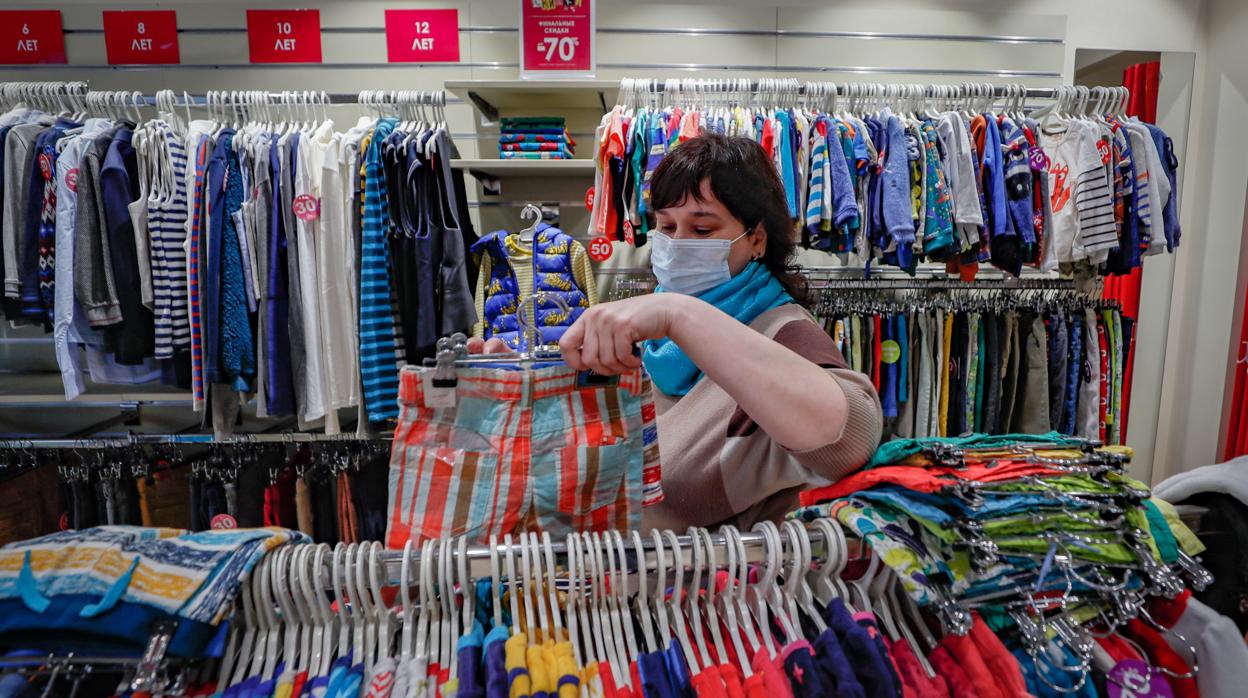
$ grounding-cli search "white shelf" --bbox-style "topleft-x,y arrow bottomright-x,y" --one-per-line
444,80 -> 618,119
450,159 -> 595,178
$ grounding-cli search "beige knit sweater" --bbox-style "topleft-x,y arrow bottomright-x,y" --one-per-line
642,304 -> 883,531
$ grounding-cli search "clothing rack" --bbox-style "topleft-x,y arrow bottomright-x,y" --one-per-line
0,433 -> 390,449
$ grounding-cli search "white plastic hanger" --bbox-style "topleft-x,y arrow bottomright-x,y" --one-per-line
810,518 -> 853,609
370,542 -> 395,665
685,528 -> 715,671
564,533 -> 586,674
415,539 -> 437,668
745,525 -> 778,657
600,532 -> 634,681
608,532 -> 639,662
332,543 -> 353,665
692,527 -> 731,670
541,532 -> 564,644
526,533 -> 550,644
439,537 -> 456,676
306,545 -> 333,680
754,522 -> 800,646
571,534 -> 604,676
258,549 -> 282,681
518,534 -> 538,644
661,530 -> 702,672
717,527 -> 753,676
784,520 -> 827,633
504,534 -> 522,641
630,531 -> 658,654
401,540 -> 417,666
721,526 -> 761,657
271,547 -> 300,676
649,531 -> 674,652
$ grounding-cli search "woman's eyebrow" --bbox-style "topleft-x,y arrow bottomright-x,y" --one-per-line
689,210 -> 723,219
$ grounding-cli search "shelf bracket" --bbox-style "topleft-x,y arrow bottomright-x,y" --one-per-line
465,90 -> 500,122
66,401 -> 142,439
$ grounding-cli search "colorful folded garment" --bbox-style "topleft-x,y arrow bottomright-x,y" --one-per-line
500,142 -> 571,153
498,133 -> 576,146
500,127 -> 570,135
499,152 -> 573,160
0,526 -> 308,657
501,116 -> 566,127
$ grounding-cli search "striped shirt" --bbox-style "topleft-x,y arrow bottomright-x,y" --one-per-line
148,121 -> 190,358
358,119 -> 401,423
185,132 -> 211,409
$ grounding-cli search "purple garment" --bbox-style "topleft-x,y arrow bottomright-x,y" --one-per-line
639,650 -> 678,698
265,135 -> 295,416
824,599 -> 899,698
781,641 -> 829,698
813,627 -> 867,698
853,613 -> 904,698
457,620 -> 486,698
484,625 -> 509,698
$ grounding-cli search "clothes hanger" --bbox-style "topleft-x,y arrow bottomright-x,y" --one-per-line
331,543 -> 352,666
649,530 -> 674,653
342,543 -> 366,671
488,535 -> 504,633
415,539 -> 437,670
607,532 -> 639,663
504,534 -> 522,643
370,542 -> 395,666
662,530 -> 704,673
717,526 -> 754,675
809,518 -> 852,609
570,533 -> 603,680
221,549 -> 258,689
542,532 -> 564,644
565,533 -> 586,673
684,527 -> 715,672
601,533 -> 634,672
691,527 -> 731,670
518,533 -> 539,646
270,547 -> 300,677
257,548 -> 282,682
307,545 -> 334,680
439,537 -> 456,678
630,531 -> 659,655
754,521 -> 801,646
784,520 -> 827,634
590,532 -> 629,684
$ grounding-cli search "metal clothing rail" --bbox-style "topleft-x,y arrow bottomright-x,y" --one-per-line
0,433 -> 391,449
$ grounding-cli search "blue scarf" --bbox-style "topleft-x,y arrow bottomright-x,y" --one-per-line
643,262 -> 794,396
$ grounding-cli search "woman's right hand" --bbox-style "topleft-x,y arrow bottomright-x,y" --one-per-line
465,337 -> 512,355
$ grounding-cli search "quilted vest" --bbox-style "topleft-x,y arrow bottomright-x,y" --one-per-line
471,224 -> 589,350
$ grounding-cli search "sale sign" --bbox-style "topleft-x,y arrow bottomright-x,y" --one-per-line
0,10 -> 66,64
247,9 -> 321,63
103,10 -> 180,65
587,236 -> 613,262
520,0 -> 594,77
385,9 -> 460,63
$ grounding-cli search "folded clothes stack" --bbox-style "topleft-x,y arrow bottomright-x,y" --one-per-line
498,116 -> 576,159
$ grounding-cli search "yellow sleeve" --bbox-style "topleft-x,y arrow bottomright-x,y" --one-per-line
570,241 -> 599,306
473,254 -> 492,338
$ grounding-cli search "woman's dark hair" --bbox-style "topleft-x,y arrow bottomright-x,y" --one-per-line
649,133 -> 807,300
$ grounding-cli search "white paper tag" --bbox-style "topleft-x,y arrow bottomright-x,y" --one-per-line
422,372 -> 457,408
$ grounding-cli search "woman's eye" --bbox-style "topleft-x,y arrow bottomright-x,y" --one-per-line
693,228 -> 714,235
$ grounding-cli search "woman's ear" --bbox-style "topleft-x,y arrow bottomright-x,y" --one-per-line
750,224 -> 767,261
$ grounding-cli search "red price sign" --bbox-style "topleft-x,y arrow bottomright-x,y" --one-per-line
103,10 -> 180,65
584,186 -> 595,210
292,194 -> 320,221
0,10 -> 66,65
385,9 -> 460,63
247,9 -> 321,63
66,168 -> 79,192
588,236 -> 613,262
210,514 -> 238,530
520,0 -> 594,76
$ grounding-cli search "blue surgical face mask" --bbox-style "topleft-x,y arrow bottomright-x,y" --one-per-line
650,229 -> 751,295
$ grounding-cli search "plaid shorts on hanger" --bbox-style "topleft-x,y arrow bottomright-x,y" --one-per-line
384,364 -> 662,546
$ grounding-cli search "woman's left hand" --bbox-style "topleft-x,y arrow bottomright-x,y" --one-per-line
558,294 -> 692,375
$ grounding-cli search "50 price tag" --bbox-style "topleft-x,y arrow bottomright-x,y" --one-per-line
588,236 -> 613,262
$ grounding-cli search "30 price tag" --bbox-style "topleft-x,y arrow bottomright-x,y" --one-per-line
520,0 -> 594,76
247,9 -> 321,63
385,9 -> 460,63
103,10 -> 180,65
293,194 -> 320,221
588,236 -> 613,262
0,10 -> 66,65
210,514 -> 238,530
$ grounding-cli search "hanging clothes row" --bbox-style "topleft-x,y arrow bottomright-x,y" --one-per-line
0,85 -> 479,433
40,438 -> 391,543
808,285 -> 1130,444
594,79 -> 1182,283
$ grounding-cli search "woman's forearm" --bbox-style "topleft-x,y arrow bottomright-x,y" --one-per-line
666,296 -> 850,451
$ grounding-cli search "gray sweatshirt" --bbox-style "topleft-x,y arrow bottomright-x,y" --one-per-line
73,127 -> 124,326
3,118 -> 52,297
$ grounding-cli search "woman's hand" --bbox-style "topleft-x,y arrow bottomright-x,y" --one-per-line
558,294 -> 692,375
465,336 -> 512,354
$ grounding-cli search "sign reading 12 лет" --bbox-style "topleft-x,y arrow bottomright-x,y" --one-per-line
520,0 -> 594,77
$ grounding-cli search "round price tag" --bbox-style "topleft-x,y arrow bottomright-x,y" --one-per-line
881,340 -> 901,364
66,168 -> 79,193
210,514 -> 238,530
37,152 -> 52,180
1028,148 -> 1049,173
59,513 -> 69,531
623,220 -> 635,246
1097,138 -> 1112,165
584,186 -> 595,210
292,194 -> 320,221
588,236 -> 613,262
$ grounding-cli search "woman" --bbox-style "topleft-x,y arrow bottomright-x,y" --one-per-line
471,134 -> 882,529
